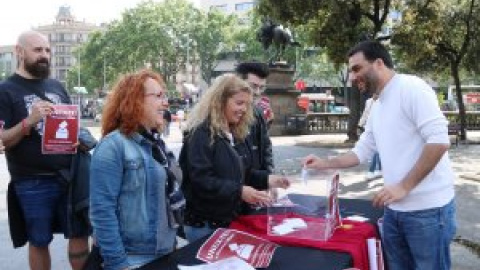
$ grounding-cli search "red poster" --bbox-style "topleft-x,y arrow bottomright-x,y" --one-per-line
42,105 -> 79,154
197,228 -> 279,268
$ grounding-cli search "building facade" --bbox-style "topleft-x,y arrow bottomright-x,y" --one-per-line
33,6 -> 101,88
0,45 -> 16,81
199,0 -> 256,17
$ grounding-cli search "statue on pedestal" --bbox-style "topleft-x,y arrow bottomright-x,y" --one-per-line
256,18 -> 300,65
255,18 -> 304,136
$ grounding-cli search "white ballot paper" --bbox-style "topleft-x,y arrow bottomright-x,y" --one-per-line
178,256 -> 255,270
344,215 -> 369,222
367,238 -> 378,270
367,238 -> 385,270
272,217 -> 308,235
301,167 -> 308,185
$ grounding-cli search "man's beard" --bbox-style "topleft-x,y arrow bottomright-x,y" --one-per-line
363,71 -> 379,95
24,58 -> 50,79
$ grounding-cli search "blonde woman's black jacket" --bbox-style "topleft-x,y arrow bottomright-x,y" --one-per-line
179,122 -> 269,228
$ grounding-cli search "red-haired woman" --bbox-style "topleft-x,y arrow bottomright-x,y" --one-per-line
90,69 -> 182,270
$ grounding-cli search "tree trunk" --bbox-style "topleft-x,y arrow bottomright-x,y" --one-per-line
346,86 -> 363,142
452,63 -> 467,140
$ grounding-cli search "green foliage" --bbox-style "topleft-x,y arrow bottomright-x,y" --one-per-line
296,50 -> 347,87
392,0 -> 480,139
191,10 -> 235,84
66,31 -> 108,93
258,0 -> 398,66
230,13 -> 265,62
393,0 -> 480,74
68,0 -> 234,91
257,0 -> 399,141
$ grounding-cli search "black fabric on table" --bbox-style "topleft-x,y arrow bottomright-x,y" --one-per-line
139,198 -> 383,270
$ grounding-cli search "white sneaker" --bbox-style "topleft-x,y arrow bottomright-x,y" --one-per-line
374,170 -> 382,178
365,172 -> 375,180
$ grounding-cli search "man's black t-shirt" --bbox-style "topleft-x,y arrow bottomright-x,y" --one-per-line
0,74 -> 72,177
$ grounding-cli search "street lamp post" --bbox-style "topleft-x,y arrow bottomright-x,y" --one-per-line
184,35 -> 197,85
77,51 -> 81,86
103,57 -> 106,90
185,34 -> 190,84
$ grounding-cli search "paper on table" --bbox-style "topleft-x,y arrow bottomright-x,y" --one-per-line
272,217 -> 308,235
178,256 -> 255,270
367,238 -> 378,270
301,167 -> 308,185
344,215 -> 369,222
272,224 -> 296,235
284,218 -> 307,229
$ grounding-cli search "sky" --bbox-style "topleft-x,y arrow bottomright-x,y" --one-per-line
0,0 -> 199,46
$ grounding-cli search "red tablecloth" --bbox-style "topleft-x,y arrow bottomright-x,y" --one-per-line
229,215 -> 378,270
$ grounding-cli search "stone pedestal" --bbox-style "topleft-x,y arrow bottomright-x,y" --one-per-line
264,66 -> 301,136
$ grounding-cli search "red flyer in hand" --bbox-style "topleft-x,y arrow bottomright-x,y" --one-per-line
197,228 -> 279,268
42,105 -> 79,154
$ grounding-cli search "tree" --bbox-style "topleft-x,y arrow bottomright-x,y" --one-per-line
68,0 -> 234,92
66,31 -> 109,94
230,14 -> 265,62
191,10 -> 235,84
257,0 -> 398,141
392,0 -> 480,140
296,51 -> 348,87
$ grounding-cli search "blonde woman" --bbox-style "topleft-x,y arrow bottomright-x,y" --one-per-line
179,73 -> 289,242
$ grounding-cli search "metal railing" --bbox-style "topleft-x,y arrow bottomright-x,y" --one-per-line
284,113 -> 349,135
443,111 -> 480,130
284,111 -> 480,135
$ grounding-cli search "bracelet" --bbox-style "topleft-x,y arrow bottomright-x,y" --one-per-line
22,119 -> 31,136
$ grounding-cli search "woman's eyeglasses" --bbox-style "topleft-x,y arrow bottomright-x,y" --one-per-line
145,92 -> 168,101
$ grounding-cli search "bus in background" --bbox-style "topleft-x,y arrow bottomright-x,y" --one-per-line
297,93 -> 349,114
446,85 -> 480,111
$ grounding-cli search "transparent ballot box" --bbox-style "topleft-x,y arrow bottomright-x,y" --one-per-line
267,169 -> 341,241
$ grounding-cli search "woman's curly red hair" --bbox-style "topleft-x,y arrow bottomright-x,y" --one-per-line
101,69 -> 166,137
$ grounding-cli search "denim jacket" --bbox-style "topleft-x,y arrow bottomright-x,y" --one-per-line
89,130 -> 176,270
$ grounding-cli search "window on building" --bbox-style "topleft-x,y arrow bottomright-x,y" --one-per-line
235,2 -> 255,11
58,69 -> 67,81
211,4 -> 228,12
57,56 -> 67,66
1,52 -> 13,61
65,33 -> 72,42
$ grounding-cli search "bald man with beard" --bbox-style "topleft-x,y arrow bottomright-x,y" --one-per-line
0,31 -> 89,270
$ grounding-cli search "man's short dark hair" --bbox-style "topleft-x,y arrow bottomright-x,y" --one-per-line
347,41 -> 394,69
235,61 -> 270,79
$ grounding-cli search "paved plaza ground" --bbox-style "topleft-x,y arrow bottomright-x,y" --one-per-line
0,122 -> 479,269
